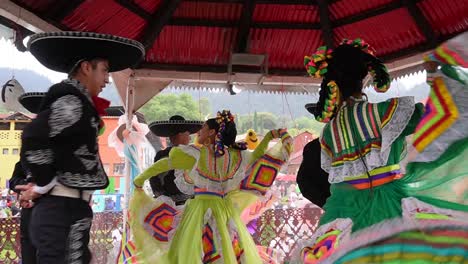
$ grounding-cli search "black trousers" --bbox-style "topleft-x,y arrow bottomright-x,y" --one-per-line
30,195 -> 93,264
20,207 -> 37,264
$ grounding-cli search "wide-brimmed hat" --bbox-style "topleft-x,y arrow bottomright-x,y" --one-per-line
305,103 -> 318,116
27,31 -> 145,73
18,92 -> 46,114
149,115 -> 203,137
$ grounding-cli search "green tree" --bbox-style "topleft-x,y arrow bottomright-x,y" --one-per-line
253,111 -> 258,132
140,93 -> 208,121
199,97 -> 211,119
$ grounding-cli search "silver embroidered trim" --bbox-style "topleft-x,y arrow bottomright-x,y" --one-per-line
67,217 -> 92,264
90,117 -> 99,132
25,149 -> 54,165
49,95 -> 82,137
57,158 -> 107,188
74,145 -> 97,171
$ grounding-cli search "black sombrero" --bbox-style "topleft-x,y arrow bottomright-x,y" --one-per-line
18,92 -> 46,114
149,115 -> 203,137
27,31 -> 145,73
305,103 -> 318,116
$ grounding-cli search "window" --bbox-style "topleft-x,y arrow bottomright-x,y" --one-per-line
0,123 -> 10,130
103,163 -> 110,174
14,122 -> 29,131
113,163 -> 125,175
2,148 -> 8,155
12,148 -> 19,155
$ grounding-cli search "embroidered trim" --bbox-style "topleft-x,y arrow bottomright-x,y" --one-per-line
67,217 -> 92,264
74,145 -> 97,171
49,94 -> 82,137
25,149 -> 53,165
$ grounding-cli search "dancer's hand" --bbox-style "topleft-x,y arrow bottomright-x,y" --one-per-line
16,183 -> 41,202
270,128 -> 287,138
133,179 -> 143,189
423,61 -> 439,73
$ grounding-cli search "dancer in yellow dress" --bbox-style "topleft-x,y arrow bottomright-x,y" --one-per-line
130,110 -> 292,263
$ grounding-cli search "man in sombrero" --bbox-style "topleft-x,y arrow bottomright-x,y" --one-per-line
9,91 -> 45,264
148,115 -> 203,205
15,31 -> 144,264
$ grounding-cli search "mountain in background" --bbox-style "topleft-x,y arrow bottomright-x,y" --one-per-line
0,67 -> 122,106
1,67 -> 429,118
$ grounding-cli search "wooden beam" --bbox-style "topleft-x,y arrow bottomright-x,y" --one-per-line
401,0 -> 437,47
0,15 -> 34,51
44,0 -> 83,22
168,18 -> 321,29
140,0 -> 182,50
182,0 -> 340,4
332,1 -> 402,27
115,0 -> 151,20
235,0 -> 255,52
138,62 -> 307,76
317,0 -> 334,47
0,0 -> 62,32
169,18 -> 237,27
254,21 -> 320,29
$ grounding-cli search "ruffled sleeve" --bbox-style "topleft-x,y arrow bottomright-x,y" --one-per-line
379,96 -> 418,156
133,146 -> 197,187
172,145 -> 202,195
240,130 -> 293,196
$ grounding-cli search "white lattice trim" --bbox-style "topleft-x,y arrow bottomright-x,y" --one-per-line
402,197 -> 468,221
381,96 -> 416,159
174,170 -> 194,195
324,217 -> 468,264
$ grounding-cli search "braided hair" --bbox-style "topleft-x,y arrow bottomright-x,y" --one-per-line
306,39 -> 390,122
206,110 -> 247,157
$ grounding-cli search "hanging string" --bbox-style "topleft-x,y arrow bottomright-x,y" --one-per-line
280,77 -> 295,128
198,72 -> 202,119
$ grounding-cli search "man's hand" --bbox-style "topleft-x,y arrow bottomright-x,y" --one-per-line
16,183 -> 41,203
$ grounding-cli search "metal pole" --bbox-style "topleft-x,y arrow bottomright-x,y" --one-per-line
123,72 -> 135,229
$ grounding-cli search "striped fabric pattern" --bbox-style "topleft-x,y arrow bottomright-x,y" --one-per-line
335,227 -> 468,263
325,101 -> 387,167
343,165 -> 402,189
413,77 -> 459,152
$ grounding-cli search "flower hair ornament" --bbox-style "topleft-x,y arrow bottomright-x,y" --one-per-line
304,46 -> 333,78
341,38 -> 390,93
304,38 -> 390,123
214,110 -> 247,157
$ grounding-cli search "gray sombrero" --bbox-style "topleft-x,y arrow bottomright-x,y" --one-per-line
18,92 -> 46,114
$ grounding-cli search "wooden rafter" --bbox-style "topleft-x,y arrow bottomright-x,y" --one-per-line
402,0 -> 437,47
9,0 -> 70,31
140,0 -> 182,50
317,0 -> 334,47
139,63 -> 307,76
44,0 -> 84,22
235,0 -> 255,52
182,0 -> 340,5
116,0 -> 151,20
